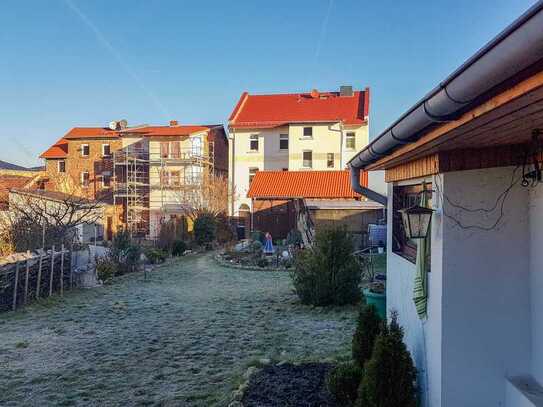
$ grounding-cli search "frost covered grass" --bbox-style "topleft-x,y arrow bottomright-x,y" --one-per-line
0,253 -> 356,406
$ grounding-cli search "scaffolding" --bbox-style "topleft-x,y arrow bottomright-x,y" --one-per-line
113,142 -> 215,237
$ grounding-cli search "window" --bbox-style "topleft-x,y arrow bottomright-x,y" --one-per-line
81,144 -> 90,157
249,167 -> 259,184
102,173 -> 111,188
58,160 -> 66,173
171,141 -> 181,159
250,134 -> 259,151
346,132 -> 356,150
160,141 -> 170,158
282,168 -> 288,171
191,137 -> 202,156
279,134 -> 289,150
327,153 -> 334,168
392,183 -> 432,265
302,150 -> 312,168
170,170 -> 181,186
303,127 -> 313,138
81,171 -> 89,187
102,144 -> 111,157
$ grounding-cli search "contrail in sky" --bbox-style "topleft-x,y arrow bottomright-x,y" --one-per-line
63,0 -> 170,119
308,0 -> 334,89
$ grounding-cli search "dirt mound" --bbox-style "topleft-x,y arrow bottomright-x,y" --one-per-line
242,362 -> 337,407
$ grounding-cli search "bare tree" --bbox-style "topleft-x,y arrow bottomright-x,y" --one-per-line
0,160 -> 107,254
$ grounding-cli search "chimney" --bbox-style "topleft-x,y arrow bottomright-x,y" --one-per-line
310,89 -> 319,98
169,120 -> 178,126
340,85 -> 353,97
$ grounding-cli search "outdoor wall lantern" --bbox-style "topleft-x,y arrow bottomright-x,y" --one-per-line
399,205 -> 434,239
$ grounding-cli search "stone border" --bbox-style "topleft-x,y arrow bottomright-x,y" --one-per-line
214,254 -> 290,272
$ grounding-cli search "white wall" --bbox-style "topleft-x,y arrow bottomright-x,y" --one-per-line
386,181 -> 442,407
529,184 -> 543,384
440,168 -> 531,407
387,167 -> 537,407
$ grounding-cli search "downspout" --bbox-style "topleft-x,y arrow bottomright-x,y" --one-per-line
350,166 -> 388,206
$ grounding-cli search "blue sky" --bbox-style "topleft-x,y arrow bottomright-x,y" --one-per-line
0,0 -> 537,167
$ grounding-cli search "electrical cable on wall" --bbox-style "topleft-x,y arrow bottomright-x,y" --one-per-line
433,129 -> 542,231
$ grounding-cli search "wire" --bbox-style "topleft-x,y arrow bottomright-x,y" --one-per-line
434,165 -> 521,231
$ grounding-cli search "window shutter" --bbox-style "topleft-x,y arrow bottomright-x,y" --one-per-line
171,141 -> 180,159
161,142 -> 169,158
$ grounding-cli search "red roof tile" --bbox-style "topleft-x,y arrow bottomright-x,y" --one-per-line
0,175 -> 34,208
247,170 -> 368,199
229,88 -> 369,129
63,127 -> 119,139
40,137 -> 68,159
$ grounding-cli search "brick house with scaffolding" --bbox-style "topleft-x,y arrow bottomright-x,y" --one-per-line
40,121 -> 228,240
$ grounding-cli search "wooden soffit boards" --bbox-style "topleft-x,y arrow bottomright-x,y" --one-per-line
385,143 -> 536,182
368,70 -> 543,172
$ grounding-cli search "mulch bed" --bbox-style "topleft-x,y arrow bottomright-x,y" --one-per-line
242,363 -> 338,407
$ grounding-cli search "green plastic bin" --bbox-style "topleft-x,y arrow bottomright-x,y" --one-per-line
363,288 -> 386,319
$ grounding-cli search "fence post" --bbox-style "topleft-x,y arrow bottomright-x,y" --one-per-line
49,245 -> 55,297
24,256 -> 30,305
12,261 -> 20,311
36,253 -> 43,299
60,244 -> 65,296
70,243 -> 74,289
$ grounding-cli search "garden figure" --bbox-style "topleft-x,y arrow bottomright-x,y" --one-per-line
263,232 -> 274,255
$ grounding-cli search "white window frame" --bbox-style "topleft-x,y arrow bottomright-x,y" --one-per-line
279,134 -> 289,150
249,167 -> 259,184
101,172 -> 111,188
81,144 -> 90,157
57,160 -> 66,173
302,127 -> 313,139
249,134 -> 259,151
327,153 -> 334,168
81,171 -> 89,187
346,132 -> 356,150
302,150 -> 313,169
102,143 -> 111,157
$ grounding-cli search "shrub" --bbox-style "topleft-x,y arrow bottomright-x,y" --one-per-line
356,312 -> 417,407
216,214 -> 234,244
256,257 -> 268,268
96,256 -> 117,283
109,229 -> 141,274
352,304 -> 382,368
291,228 -> 361,306
194,213 -> 217,245
286,229 -> 302,246
158,217 -> 188,253
250,230 -> 265,244
171,240 -> 187,256
327,362 -> 363,406
250,240 -> 263,253
145,248 -> 168,264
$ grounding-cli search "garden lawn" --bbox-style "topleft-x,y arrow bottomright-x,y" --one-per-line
0,253 -> 357,406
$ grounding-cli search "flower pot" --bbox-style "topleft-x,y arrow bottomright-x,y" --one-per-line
363,288 -> 386,319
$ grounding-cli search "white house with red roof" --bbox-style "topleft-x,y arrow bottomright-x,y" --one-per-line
227,86 -> 371,216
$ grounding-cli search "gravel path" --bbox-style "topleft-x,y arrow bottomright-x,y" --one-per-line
0,253 -> 356,406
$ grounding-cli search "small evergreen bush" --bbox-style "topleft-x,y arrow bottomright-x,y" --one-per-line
171,240 -> 187,256
286,229 -> 302,246
352,304 -> 382,368
109,229 -> 141,274
194,213 -> 217,245
327,362 -> 363,406
250,240 -> 263,253
145,248 -> 168,264
356,312 -> 418,407
291,227 -> 361,306
96,256 -> 117,283
256,257 -> 268,268
250,230 -> 265,244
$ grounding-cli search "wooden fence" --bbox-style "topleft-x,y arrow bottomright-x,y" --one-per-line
0,245 -> 73,312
